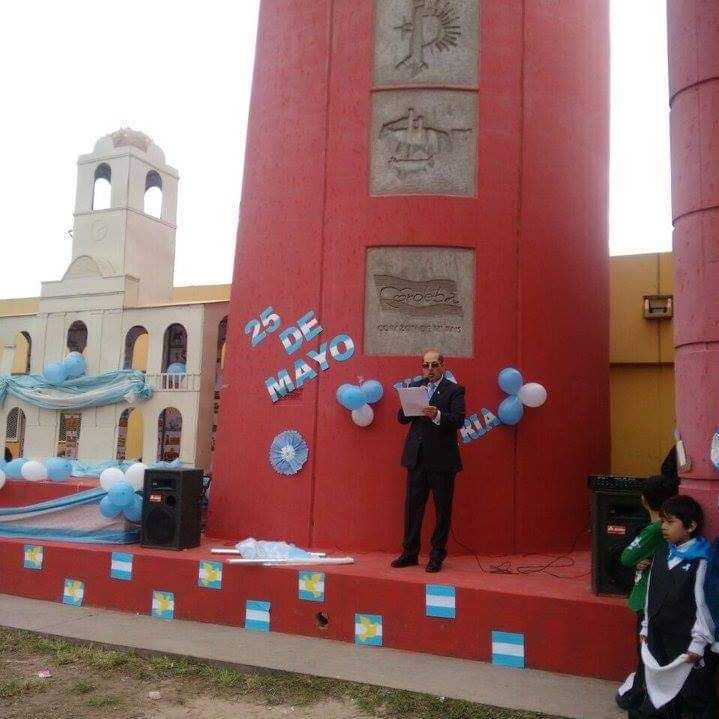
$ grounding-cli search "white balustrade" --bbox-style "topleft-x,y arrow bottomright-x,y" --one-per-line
146,372 -> 200,392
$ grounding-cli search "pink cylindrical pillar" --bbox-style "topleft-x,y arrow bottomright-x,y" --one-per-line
668,0 -> 719,534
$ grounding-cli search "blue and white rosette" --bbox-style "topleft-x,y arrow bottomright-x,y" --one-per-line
269,430 -> 309,476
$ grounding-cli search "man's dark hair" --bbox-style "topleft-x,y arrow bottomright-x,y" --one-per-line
641,475 -> 680,511
661,495 -> 704,535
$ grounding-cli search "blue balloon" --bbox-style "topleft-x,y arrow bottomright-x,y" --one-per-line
46,457 -> 72,482
498,367 -> 523,395
166,362 -> 186,374
360,380 -> 384,405
62,352 -> 86,379
5,458 -> 27,479
108,480 -> 135,509
124,494 -> 143,522
99,495 -> 122,518
42,361 -> 69,385
336,384 -> 365,411
498,396 -> 524,425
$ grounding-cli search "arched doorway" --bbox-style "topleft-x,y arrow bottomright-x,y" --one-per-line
210,316 -> 228,465
123,326 -> 149,371
117,408 -> 144,461
157,407 -> 182,462
5,407 -> 26,459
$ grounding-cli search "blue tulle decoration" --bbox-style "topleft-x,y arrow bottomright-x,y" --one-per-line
269,430 -> 309,476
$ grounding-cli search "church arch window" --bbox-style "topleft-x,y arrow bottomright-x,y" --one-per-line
144,170 -> 163,218
157,407 -> 182,462
161,323 -> 187,372
123,326 -> 149,371
12,331 -> 31,375
5,407 -> 26,458
117,407 -> 144,461
57,411 -> 82,459
66,321 -> 88,353
92,163 -> 112,210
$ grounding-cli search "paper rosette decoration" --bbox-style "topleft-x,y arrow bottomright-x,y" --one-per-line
269,430 -> 309,476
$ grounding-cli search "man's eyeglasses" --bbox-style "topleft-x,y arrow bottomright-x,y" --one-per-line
422,361 -> 441,369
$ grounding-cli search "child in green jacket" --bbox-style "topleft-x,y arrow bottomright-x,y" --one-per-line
616,475 -> 680,711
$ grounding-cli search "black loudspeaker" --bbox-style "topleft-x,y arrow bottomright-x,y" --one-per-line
141,468 -> 204,550
588,475 -> 650,595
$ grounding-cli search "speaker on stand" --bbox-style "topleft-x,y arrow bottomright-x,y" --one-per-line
141,468 -> 204,550
588,475 -> 649,595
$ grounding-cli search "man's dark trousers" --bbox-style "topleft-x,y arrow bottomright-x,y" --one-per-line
403,446 -> 455,562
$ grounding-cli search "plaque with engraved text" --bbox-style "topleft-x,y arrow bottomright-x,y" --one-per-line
364,246 -> 474,356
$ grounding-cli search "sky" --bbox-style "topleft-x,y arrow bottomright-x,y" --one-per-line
1,1 -> 671,299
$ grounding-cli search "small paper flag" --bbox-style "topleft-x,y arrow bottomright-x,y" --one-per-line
198,560 -> 223,590
245,600 -> 270,632
491,631 -> 525,668
354,614 -> 382,646
298,571 -> 325,602
62,579 -> 85,607
425,584 -> 456,619
110,552 -> 133,581
23,545 -> 44,570
151,591 -> 175,620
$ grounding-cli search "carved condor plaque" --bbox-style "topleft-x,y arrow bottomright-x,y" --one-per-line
364,246 -> 474,357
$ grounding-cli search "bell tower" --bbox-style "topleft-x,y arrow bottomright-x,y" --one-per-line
70,128 -> 179,306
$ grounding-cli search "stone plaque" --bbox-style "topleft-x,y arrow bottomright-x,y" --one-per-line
370,89 -> 476,196
373,0 -> 479,87
364,246 -> 474,357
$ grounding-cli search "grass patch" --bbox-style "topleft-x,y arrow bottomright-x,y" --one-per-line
0,628 -> 560,718
68,680 -> 95,695
86,694 -> 122,708
0,679 -> 44,699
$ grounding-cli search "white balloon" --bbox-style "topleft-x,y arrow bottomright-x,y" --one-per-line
99,467 -> 125,492
0,469 -> 5,490
125,462 -> 147,491
351,404 -> 374,427
21,460 -> 48,482
518,382 -> 548,408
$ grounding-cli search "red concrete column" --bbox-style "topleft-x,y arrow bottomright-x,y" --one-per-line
668,0 -> 719,533
210,1 -> 609,553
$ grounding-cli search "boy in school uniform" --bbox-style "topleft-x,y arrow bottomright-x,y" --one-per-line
616,476 -> 680,712
631,495 -> 717,718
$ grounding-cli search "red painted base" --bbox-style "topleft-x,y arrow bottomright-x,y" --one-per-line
0,534 -> 634,681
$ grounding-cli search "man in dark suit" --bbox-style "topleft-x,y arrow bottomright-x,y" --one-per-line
392,348 -> 466,573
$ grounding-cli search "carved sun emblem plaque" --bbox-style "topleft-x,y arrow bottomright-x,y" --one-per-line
394,0 -> 461,78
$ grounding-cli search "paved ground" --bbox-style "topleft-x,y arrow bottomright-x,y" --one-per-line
0,594 -> 624,719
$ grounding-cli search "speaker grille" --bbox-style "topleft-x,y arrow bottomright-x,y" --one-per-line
144,506 -> 177,545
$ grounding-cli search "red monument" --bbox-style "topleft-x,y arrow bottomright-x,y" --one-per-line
211,0 -> 610,555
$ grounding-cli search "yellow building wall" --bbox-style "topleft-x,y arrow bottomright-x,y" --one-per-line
610,252 -> 675,476
125,409 -> 144,461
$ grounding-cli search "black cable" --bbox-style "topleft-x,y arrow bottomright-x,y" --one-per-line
451,522 -> 591,579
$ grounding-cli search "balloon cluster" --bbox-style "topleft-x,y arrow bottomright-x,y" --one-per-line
42,351 -> 87,385
98,463 -> 146,522
496,367 -> 547,426
336,380 -> 384,427
3,457 -> 73,482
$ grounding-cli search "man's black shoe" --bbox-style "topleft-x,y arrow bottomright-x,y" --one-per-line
390,555 -> 419,568
425,559 -> 443,573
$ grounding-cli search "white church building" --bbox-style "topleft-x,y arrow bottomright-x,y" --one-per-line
0,129 -> 229,472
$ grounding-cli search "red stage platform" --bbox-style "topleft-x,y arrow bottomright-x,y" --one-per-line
0,478 -> 98,508
0,529 -> 634,682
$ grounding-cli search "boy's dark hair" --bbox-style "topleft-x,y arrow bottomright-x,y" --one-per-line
660,495 -> 704,535
641,475 -> 680,510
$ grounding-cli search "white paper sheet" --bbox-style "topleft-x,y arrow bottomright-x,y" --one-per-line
397,386 -> 429,417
